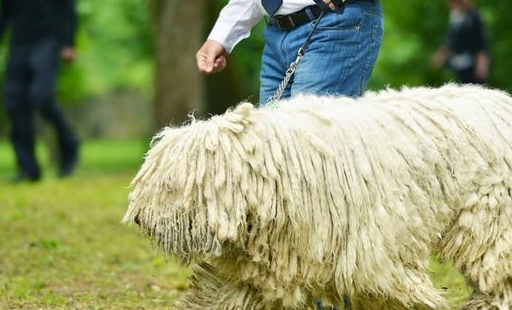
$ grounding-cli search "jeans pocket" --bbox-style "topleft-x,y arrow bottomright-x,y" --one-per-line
371,22 -> 383,45
313,7 -> 364,31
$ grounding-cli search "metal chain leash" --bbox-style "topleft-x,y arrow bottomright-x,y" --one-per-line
266,10 -> 326,107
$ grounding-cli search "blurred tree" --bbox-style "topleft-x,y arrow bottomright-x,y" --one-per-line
203,1 -> 266,114
147,0 -> 205,129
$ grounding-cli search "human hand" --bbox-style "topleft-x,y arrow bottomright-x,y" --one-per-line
323,0 -> 345,11
474,52 -> 489,81
314,0 -> 345,13
196,40 -> 228,75
61,47 -> 76,63
430,46 -> 449,69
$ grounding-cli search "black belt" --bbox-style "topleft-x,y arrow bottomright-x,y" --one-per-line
268,0 -> 376,31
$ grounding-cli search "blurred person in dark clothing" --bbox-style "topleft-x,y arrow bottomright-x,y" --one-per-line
0,0 -> 80,182
431,0 -> 490,84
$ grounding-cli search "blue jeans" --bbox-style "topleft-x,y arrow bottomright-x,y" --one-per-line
259,1 -> 383,104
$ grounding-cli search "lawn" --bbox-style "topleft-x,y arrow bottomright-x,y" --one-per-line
0,139 -> 190,310
0,139 -> 470,309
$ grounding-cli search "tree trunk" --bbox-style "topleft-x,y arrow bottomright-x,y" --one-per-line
203,0 -> 254,116
149,0 -> 205,129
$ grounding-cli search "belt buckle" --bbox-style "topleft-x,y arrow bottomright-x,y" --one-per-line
286,15 -> 296,29
275,15 -> 295,30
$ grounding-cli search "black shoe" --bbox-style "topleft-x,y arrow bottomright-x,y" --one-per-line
59,141 -> 80,178
315,300 -> 342,310
9,173 -> 40,183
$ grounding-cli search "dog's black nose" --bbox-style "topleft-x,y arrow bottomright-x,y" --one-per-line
134,214 -> 141,225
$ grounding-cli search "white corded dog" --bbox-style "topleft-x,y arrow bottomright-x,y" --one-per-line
124,84 -> 512,310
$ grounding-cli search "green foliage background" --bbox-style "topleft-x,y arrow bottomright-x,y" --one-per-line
57,0 -> 153,103
0,0 -> 511,134
30,0 -> 512,104
231,1 -> 512,94
0,0 -> 154,131
371,1 -> 512,92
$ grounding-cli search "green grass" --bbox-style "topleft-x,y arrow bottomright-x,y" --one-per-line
0,139 -> 190,310
0,139 -> 150,177
0,139 -> 470,309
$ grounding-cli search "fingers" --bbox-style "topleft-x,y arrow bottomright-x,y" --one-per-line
322,0 -> 344,10
323,0 -> 335,10
474,53 -> 490,81
196,40 -> 228,75
213,56 -> 227,72
196,50 -> 215,74
430,46 -> 449,69
61,47 -> 76,63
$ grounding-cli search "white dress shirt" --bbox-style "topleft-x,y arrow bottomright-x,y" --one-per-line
208,0 -> 315,53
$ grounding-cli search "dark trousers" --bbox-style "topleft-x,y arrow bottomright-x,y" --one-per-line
456,67 -> 486,85
4,37 -> 78,179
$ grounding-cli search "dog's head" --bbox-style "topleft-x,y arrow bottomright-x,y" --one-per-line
123,97 -> 339,266
123,102 -> 261,264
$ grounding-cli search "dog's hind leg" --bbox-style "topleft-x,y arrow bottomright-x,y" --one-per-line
441,185 -> 512,310
350,294 -> 443,310
347,267 -> 446,310
457,228 -> 512,310
175,262 -> 287,310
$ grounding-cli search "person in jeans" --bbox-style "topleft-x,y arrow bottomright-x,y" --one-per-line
0,0 -> 80,182
197,1 -> 383,309
196,0 -> 383,104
